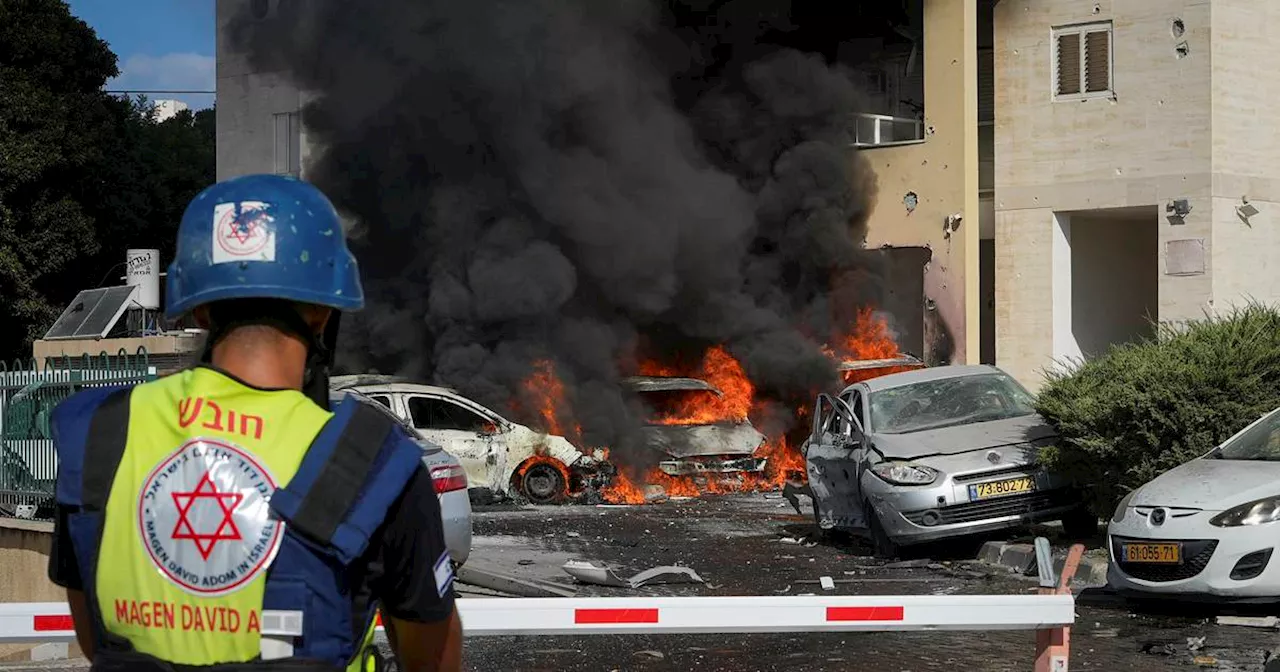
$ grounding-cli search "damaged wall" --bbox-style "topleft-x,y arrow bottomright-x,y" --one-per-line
994,0 -> 1213,388
1208,1 -> 1280,312
861,0 -> 980,367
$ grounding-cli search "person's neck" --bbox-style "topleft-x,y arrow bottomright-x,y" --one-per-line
209,336 -> 309,391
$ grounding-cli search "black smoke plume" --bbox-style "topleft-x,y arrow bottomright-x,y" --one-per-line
227,0 -> 889,456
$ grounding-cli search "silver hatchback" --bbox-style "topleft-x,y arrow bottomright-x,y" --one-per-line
803,365 -> 1092,557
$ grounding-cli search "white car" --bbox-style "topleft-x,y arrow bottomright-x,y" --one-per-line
1108,405 -> 1280,600
330,375 -> 611,504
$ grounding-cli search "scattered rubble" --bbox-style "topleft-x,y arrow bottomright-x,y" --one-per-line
562,560 -> 705,589
456,565 -> 577,598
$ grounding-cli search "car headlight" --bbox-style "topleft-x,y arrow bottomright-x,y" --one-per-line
871,462 -> 939,486
1111,489 -> 1137,523
1210,497 -> 1280,527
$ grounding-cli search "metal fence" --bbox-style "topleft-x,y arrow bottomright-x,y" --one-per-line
0,349 -> 157,520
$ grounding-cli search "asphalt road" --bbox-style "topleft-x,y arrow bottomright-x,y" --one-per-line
7,493 -> 1280,671
450,494 -> 1280,672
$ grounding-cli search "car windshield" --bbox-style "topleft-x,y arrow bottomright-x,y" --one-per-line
867,372 -> 1038,434
1211,408 -> 1280,461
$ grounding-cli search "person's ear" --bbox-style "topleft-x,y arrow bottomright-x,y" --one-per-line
192,306 -> 212,329
298,304 -> 333,337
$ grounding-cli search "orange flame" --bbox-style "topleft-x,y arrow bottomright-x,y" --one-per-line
821,307 -> 921,384
521,359 -> 585,445
517,307 -> 913,505
638,346 -> 752,425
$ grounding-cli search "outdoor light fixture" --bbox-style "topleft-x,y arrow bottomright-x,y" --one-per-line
1166,199 -> 1191,225
1237,197 -> 1260,224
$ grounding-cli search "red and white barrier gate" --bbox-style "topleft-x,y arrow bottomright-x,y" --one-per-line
0,543 -> 1085,672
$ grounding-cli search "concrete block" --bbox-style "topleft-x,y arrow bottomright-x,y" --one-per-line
30,643 -> 67,661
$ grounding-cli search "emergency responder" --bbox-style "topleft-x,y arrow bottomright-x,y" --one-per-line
47,174 -> 463,671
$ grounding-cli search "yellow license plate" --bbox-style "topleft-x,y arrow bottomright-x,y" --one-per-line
1123,543 -> 1181,564
968,476 -> 1036,500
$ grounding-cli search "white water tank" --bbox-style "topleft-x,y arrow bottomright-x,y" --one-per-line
126,249 -> 161,310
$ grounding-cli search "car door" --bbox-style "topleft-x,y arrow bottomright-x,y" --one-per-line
404,394 -> 502,492
805,392 -> 869,531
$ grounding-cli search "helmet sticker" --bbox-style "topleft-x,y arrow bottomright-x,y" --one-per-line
137,438 -> 284,596
212,201 -> 276,264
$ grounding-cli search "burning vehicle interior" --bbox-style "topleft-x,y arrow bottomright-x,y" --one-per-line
624,375 -> 768,479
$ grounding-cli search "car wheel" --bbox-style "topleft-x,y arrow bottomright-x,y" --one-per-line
867,504 -> 900,559
1061,507 -> 1100,539
520,463 -> 568,504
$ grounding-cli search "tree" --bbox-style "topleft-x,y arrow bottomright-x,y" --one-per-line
0,0 -> 216,360
0,0 -> 120,359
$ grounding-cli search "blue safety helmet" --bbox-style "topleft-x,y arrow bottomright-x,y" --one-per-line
165,174 -> 364,320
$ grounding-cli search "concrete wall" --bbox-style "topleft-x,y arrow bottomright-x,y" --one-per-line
0,520 -> 76,662
1210,2 -> 1280,310
993,0 -> 1214,387
864,0 -> 980,365
216,0 -> 307,181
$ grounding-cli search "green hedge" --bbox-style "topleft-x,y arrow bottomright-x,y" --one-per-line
1036,303 -> 1280,517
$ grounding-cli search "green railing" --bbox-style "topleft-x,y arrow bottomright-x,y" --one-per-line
0,348 -> 158,521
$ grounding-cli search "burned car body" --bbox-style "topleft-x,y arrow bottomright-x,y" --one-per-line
623,376 -> 768,477
802,365 -> 1092,556
331,376 -> 611,504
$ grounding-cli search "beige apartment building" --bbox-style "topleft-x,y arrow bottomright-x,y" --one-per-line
994,0 -> 1280,388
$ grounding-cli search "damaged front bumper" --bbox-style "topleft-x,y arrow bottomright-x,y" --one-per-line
657,455 -> 767,477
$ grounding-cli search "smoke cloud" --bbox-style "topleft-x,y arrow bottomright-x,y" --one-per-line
227,0 -> 884,455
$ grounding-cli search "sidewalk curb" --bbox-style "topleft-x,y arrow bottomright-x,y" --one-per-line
977,541 -> 1109,587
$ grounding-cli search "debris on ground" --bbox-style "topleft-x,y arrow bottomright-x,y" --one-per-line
778,536 -> 806,545
1193,655 -> 1218,667
562,560 -> 705,589
1141,642 -> 1177,656
1187,636 -> 1206,652
819,576 -> 835,590
883,559 -> 932,570
457,566 -> 577,598
1217,616 -> 1280,629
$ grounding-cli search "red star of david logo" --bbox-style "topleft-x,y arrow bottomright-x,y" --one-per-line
224,208 -> 265,245
171,472 -> 244,560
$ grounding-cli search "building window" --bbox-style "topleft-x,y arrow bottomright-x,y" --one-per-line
1052,22 -> 1112,100
273,111 -> 301,177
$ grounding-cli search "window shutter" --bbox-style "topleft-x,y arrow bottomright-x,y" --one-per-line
1055,33 -> 1081,96
1084,30 -> 1110,93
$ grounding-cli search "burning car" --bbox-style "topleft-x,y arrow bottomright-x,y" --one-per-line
330,375 -> 611,504
623,376 -> 768,479
802,365 -> 1093,557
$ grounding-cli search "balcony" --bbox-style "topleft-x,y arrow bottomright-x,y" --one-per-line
849,113 -> 926,149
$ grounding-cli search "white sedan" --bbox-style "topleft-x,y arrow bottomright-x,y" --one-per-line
1108,405 -> 1280,600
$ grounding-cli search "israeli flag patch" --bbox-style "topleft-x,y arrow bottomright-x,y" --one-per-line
434,551 -> 455,598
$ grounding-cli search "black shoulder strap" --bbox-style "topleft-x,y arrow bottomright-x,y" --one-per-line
272,399 -> 395,548
81,388 -> 134,513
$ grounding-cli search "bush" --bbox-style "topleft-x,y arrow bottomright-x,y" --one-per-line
1036,302 -> 1280,518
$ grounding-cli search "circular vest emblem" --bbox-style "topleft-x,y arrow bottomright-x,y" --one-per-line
137,438 -> 283,596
